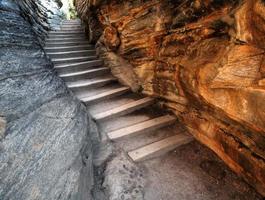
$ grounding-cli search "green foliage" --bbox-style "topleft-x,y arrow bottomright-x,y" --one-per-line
61,0 -> 78,19
69,7 -> 78,19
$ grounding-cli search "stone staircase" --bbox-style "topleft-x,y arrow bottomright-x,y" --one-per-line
45,19 -> 193,162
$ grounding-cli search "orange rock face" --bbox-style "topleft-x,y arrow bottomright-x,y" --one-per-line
75,0 -> 265,195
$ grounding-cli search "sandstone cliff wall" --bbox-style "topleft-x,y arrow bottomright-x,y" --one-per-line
75,0 -> 265,195
0,1 -> 94,199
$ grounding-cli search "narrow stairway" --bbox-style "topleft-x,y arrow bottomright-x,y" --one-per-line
45,19 -> 193,162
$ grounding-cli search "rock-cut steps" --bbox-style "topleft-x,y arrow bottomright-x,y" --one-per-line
45,19 -> 193,162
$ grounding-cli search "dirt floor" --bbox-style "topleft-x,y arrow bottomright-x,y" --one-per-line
95,131 -> 262,200
143,141 -> 262,200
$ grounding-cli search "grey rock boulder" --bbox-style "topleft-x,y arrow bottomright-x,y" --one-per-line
0,1 -> 94,199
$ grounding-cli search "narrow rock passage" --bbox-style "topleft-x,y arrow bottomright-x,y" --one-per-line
45,19 -> 193,162
2,0 -> 263,199
44,19 -> 262,200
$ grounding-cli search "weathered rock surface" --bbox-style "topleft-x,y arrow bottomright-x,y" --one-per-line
75,0 -> 265,195
103,152 -> 145,200
16,0 -> 64,44
0,117 -> 6,139
96,39 -> 141,92
0,0 -> 94,199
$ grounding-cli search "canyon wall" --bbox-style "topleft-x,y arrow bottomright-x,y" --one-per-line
0,0 -> 94,199
75,0 -> 265,195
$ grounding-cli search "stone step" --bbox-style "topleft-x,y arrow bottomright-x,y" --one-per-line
93,97 -> 155,122
99,107 -> 180,145
50,30 -> 85,34
61,23 -> 81,26
60,28 -> 83,31
45,41 -> 90,48
81,86 -> 131,104
88,93 -> 140,116
62,19 -> 81,22
45,45 -> 94,53
61,24 -> 82,28
98,107 -> 158,134
48,50 -> 96,59
75,83 -> 126,98
48,32 -> 84,37
61,24 -> 81,26
107,115 -> 177,140
62,20 -> 81,25
128,133 -> 193,162
55,60 -> 103,73
61,24 -> 81,27
59,67 -> 110,82
48,34 -> 85,39
67,76 -> 117,91
60,29 -> 84,32
62,19 -> 81,24
46,38 -> 87,43
60,27 -> 84,31
52,56 -> 97,65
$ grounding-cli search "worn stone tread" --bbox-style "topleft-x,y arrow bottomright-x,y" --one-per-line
107,115 -> 177,140
59,28 -> 84,31
60,67 -> 108,77
128,133 -> 193,162
46,37 -> 87,42
81,86 -> 131,104
45,45 -> 94,53
52,56 -> 97,65
74,83 -> 125,98
61,24 -> 82,27
45,41 -> 90,47
62,20 -> 81,25
93,97 -> 155,121
47,50 -> 96,59
48,34 -> 84,38
50,30 -> 85,34
54,60 -> 103,73
46,40 -> 90,44
55,60 -> 102,68
59,67 -> 110,81
67,76 -> 117,89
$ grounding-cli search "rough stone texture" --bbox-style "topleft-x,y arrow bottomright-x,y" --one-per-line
95,25 -> 141,91
0,0 -> 94,199
103,152 -> 145,200
16,0 -> 65,45
75,0 -> 265,196
0,117 -> 6,139
96,39 -> 141,92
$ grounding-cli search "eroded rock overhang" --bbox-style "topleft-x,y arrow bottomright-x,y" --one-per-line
74,0 -> 265,196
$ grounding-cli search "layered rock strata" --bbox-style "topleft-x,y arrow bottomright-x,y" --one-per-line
75,0 -> 265,195
0,0 -> 94,199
